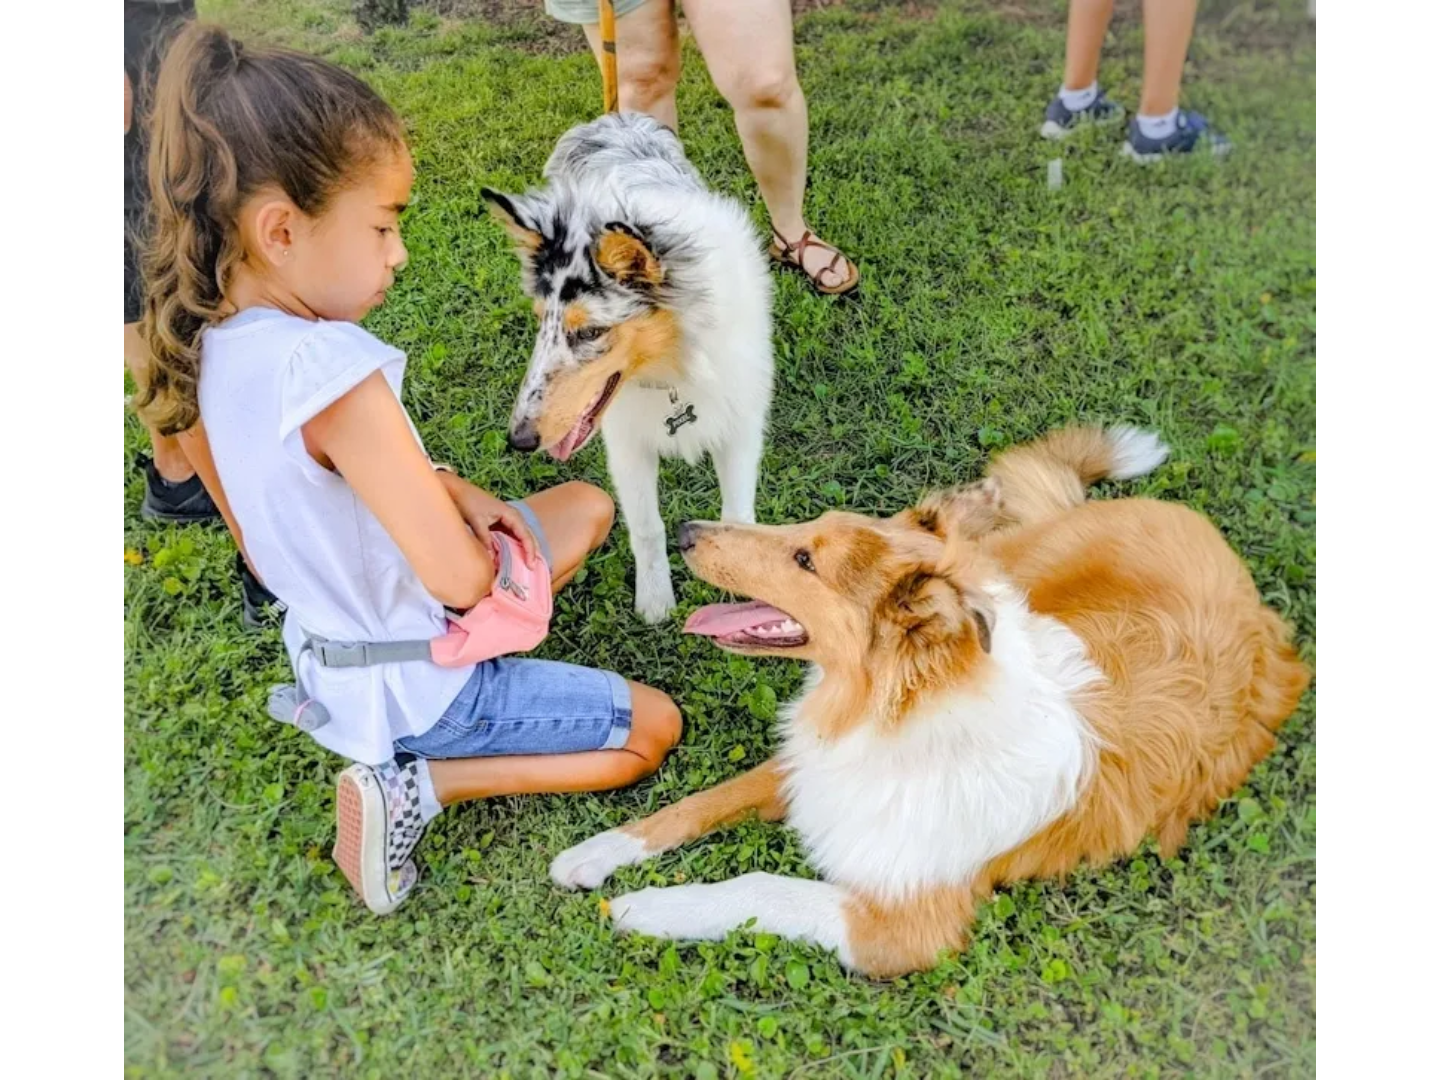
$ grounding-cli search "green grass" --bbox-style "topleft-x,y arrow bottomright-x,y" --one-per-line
125,1 -> 1315,1075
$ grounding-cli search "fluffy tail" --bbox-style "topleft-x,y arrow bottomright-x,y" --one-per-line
986,425 -> 1169,527
1247,608 -> 1312,733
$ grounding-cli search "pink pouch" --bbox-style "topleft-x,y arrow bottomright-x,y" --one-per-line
429,529 -> 552,667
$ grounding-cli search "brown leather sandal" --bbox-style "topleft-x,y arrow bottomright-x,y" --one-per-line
768,228 -> 860,296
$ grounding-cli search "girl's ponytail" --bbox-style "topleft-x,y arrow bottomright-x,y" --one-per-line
137,25 -> 245,435
135,24 -> 405,436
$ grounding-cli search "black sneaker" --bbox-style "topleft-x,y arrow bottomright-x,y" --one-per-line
1121,110 -> 1232,163
1039,89 -> 1125,140
238,551 -> 286,630
138,454 -> 221,524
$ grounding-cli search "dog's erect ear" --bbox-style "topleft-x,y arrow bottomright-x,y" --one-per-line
909,477 -> 1003,541
595,222 -> 664,288
482,188 -> 542,254
883,569 -> 995,654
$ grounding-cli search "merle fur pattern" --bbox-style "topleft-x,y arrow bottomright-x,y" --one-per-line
484,112 -> 775,622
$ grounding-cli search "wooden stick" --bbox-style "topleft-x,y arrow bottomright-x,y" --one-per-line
599,0 -> 619,114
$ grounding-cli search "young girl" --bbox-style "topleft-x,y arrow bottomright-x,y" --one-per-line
138,24 -> 682,915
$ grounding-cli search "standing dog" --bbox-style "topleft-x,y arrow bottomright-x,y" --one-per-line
484,113 -> 773,622
549,426 -> 1311,977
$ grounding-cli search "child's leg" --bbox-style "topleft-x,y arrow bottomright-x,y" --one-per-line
339,669 -> 680,914
1138,0 -> 1198,117
515,480 -> 616,591
1062,0 -> 1115,92
426,680 -> 680,804
1043,0 -> 1125,138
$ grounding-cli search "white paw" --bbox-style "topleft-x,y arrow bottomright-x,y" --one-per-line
549,829 -> 647,891
610,884 -> 734,941
1104,426 -> 1170,480
634,570 -> 676,624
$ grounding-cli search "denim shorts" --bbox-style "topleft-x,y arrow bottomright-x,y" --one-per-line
394,500 -> 633,759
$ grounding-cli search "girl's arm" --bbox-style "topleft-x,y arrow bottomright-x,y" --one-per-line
433,469 -> 542,569
302,371 -> 495,610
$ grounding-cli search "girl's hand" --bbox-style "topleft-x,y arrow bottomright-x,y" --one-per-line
451,484 -> 543,569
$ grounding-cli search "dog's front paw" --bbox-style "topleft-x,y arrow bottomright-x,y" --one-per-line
634,572 -> 677,624
550,829 -> 647,891
610,884 -> 732,941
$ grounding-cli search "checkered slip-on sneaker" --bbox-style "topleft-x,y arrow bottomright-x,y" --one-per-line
333,762 -> 428,915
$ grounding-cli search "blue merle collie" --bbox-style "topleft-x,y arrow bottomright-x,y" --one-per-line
484,112 -> 774,623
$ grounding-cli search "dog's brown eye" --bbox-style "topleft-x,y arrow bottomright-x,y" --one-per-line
573,325 -> 607,344
795,549 -> 815,573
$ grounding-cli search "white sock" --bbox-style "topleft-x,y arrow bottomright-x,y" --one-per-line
1136,108 -> 1180,140
412,759 -> 443,823
1058,82 -> 1099,111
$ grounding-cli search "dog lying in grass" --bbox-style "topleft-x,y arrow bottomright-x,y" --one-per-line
484,112 -> 773,623
549,425 -> 1311,977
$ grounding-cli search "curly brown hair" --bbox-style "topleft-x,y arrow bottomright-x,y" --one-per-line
137,24 -> 406,435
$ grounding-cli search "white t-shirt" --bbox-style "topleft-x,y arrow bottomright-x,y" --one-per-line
199,307 -> 473,765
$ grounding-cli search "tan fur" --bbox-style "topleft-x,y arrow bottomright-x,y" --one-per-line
622,427 -> 1310,976
984,425 -> 1117,528
843,886 -> 978,979
595,228 -> 664,287
682,514 -> 997,738
533,308 -> 682,446
621,761 -> 788,854
488,202 -> 541,253
563,302 -> 591,332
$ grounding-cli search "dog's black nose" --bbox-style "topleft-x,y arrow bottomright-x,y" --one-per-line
677,522 -> 700,552
508,423 -> 541,453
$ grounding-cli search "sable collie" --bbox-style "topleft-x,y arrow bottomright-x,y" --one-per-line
483,113 -> 774,623
549,426 -> 1310,977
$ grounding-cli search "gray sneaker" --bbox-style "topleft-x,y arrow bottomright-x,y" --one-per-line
1039,89 -> 1125,140
1122,110 -> 1232,163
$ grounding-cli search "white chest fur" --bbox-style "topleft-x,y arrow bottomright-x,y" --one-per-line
777,587 -> 1104,902
605,380 -> 719,465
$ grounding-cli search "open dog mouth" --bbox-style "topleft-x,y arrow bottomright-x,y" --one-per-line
683,600 -> 809,650
549,373 -> 622,462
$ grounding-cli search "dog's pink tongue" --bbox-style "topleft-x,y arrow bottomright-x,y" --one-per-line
684,600 -> 790,637
548,423 -> 583,463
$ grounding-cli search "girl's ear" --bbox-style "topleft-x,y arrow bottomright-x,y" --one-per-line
250,196 -> 299,268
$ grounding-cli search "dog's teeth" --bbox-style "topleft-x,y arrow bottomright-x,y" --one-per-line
746,619 -> 802,640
